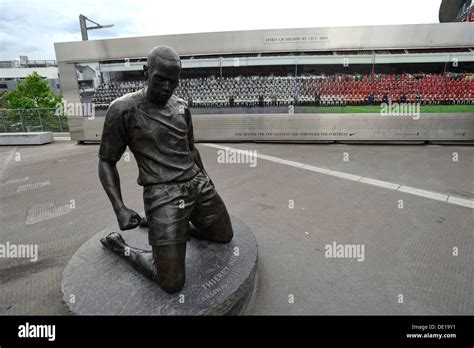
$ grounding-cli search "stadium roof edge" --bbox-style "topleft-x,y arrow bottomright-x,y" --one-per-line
54,22 -> 474,63
54,22 -> 468,45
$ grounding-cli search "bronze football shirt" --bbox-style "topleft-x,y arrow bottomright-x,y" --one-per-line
98,88 -> 200,186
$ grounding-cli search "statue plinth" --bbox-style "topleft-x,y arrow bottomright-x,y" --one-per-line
61,216 -> 258,315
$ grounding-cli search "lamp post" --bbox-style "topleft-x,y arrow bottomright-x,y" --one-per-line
79,14 -> 114,41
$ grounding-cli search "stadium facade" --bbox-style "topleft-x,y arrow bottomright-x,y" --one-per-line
54,22 -> 474,143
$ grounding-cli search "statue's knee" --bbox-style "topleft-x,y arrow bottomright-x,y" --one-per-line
151,243 -> 186,293
209,215 -> 234,243
219,229 -> 233,243
155,270 -> 185,294
161,275 -> 185,294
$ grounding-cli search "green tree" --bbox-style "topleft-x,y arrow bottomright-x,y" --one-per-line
3,71 -> 62,109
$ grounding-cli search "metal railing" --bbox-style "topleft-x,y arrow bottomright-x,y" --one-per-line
0,108 -> 69,133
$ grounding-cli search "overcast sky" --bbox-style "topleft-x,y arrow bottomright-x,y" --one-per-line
0,0 -> 443,60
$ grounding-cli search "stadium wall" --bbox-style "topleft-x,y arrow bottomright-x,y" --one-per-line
66,113 -> 474,144
54,23 -> 474,143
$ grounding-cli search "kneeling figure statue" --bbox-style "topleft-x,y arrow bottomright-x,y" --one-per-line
98,45 -> 234,294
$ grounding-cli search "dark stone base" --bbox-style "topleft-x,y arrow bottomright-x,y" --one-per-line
61,216 -> 258,315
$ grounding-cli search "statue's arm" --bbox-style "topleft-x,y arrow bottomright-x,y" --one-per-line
98,99 -> 141,230
98,159 -> 125,214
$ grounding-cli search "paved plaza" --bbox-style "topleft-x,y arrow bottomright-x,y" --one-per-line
0,141 -> 472,315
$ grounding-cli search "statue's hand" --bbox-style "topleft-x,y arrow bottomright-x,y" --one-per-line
116,207 -> 142,231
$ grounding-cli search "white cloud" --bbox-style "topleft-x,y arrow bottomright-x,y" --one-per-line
0,0 -> 443,60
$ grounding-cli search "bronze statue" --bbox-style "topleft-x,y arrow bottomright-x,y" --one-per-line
98,46 -> 234,294
439,0 -> 466,22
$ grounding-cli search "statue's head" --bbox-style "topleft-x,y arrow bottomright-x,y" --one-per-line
144,45 -> 181,104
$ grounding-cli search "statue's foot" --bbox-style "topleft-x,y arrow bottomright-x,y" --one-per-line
100,232 -> 126,254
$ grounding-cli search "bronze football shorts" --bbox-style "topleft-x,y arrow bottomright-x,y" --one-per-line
143,171 -> 226,246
